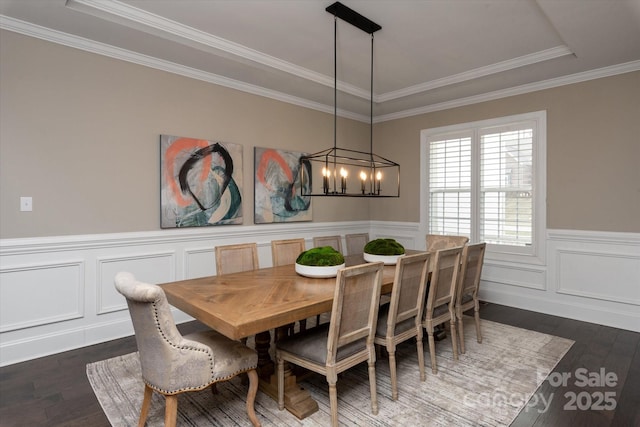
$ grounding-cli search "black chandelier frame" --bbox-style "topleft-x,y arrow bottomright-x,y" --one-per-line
298,1 -> 400,198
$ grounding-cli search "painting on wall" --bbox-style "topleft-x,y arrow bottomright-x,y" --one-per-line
160,135 -> 243,228
254,147 -> 312,224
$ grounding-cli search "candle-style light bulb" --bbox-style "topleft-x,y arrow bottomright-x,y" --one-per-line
359,171 -> 367,194
340,168 -> 347,193
376,171 -> 382,195
322,167 -> 329,194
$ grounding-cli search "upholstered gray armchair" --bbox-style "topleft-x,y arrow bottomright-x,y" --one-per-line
115,272 -> 261,427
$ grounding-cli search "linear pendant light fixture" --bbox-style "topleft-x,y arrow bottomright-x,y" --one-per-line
298,1 -> 400,198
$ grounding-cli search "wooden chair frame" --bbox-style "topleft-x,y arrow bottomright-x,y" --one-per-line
345,233 -> 369,255
271,238 -> 309,333
374,252 -> 430,400
312,235 -> 343,253
271,238 -> 306,267
276,262 -> 384,427
456,242 -> 486,353
422,246 -> 463,374
215,243 -> 259,275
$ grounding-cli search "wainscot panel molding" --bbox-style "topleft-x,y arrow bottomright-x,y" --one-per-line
1,224 -> 637,366
0,260 -> 85,333
96,251 -> 176,315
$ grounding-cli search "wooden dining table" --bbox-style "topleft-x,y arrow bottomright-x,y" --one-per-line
159,251 -> 425,419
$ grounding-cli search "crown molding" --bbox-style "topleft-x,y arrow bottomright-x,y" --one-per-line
377,45 -> 574,102
375,60 -> 640,123
0,14 -> 369,123
65,0 -> 372,101
2,15 -> 637,124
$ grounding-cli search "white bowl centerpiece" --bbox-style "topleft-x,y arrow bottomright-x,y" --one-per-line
295,246 -> 345,278
363,238 -> 405,265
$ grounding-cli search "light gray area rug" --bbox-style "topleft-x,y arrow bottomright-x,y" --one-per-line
87,318 -> 573,426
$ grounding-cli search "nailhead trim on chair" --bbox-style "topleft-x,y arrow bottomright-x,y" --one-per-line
144,301 -> 257,394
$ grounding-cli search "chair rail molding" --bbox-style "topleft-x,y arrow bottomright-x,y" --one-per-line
0,224 -> 638,366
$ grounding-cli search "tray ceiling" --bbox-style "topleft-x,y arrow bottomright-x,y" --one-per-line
1,0 -> 639,121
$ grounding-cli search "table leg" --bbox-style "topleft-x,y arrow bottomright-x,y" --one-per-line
254,331 -> 274,378
254,328 -> 319,419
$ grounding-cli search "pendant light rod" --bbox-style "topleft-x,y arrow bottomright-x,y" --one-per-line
334,16 -> 337,151
370,33 -> 374,162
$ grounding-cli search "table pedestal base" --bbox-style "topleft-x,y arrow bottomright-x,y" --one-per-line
254,330 -> 319,419
258,372 -> 319,419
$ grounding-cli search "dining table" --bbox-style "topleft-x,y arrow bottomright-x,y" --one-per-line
159,250 -> 425,419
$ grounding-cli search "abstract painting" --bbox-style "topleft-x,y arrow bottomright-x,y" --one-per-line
254,147 -> 312,223
160,135 -> 243,228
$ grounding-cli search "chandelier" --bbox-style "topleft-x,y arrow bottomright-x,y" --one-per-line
298,1 -> 400,198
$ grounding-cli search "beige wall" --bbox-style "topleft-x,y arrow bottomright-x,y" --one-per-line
373,71 -> 640,232
1,31 -> 639,238
0,31 -> 371,238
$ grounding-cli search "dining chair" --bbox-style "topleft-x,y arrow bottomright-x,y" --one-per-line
374,252 -> 431,400
215,242 -> 259,275
426,234 -> 469,252
215,243 -> 259,344
312,235 -> 343,253
114,272 -> 261,427
345,233 -> 369,255
276,261 -> 384,427
455,242 -> 487,354
425,235 -> 468,340
271,238 -> 306,266
271,238 -> 312,332
422,246 -> 463,374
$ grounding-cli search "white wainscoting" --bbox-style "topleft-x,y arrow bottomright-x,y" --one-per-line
481,229 -> 639,333
0,221 -> 370,366
1,224 -> 638,366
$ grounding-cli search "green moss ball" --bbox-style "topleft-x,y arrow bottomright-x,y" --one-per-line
363,238 -> 405,255
296,246 -> 345,266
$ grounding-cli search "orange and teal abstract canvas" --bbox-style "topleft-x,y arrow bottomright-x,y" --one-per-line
160,135 -> 243,228
254,147 -> 311,224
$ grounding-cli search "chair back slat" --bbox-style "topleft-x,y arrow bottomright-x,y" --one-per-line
458,243 -> 487,300
390,253 -> 430,328
345,233 -> 369,255
313,235 -> 343,253
426,247 -> 463,316
271,238 -> 306,266
215,243 -> 259,275
327,262 -> 383,364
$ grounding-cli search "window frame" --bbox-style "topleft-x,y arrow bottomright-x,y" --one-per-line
420,110 -> 547,265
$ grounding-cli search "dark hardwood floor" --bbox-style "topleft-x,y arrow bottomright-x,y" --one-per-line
1,303 -> 638,426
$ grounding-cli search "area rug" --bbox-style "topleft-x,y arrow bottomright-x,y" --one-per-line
87,318 -> 573,426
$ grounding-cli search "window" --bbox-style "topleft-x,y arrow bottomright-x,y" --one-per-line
421,111 -> 546,262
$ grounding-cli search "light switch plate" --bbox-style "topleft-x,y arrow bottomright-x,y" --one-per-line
20,196 -> 32,212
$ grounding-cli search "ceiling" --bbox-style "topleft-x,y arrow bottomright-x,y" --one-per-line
1,0 -> 639,122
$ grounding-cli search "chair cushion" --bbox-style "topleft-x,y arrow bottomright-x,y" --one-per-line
461,293 -> 473,304
375,303 -> 416,337
185,330 -> 258,381
276,324 -> 366,365
432,304 -> 450,317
